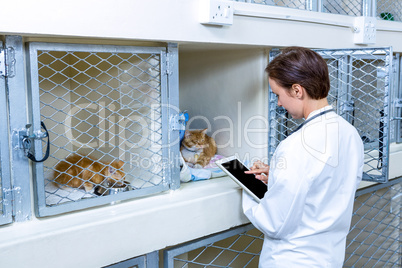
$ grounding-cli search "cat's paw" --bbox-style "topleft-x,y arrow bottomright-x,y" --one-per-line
83,183 -> 94,193
187,162 -> 195,168
194,164 -> 203,169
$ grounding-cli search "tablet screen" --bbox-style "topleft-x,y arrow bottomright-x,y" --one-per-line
221,159 -> 267,199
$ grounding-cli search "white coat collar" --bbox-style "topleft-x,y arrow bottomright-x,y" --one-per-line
306,105 -> 334,120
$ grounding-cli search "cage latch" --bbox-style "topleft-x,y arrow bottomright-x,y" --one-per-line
0,49 -> 5,77
342,101 -> 355,112
13,122 -> 50,162
394,99 -> 402,109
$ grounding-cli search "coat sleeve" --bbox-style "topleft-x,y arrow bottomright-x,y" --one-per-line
242,147 -> 312,239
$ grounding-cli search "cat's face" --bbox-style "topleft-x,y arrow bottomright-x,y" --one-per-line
104,160 -> 125,186
182,129 -> 208,150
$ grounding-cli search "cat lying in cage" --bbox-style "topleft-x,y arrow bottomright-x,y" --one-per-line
52,154 -> 125,192
180,129 -> 217,168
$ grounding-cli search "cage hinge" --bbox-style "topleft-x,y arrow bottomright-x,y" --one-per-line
170,113 -> 187,131
0,49 -> 5,77
165,58 -> 174,76
165,54 -> 170,75
2,186 -> 22,218
0,47 -> 16,78
394,98 -> 402,108
393,64 -> 398,73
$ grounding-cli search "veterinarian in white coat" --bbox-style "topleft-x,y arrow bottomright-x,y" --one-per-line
243,47 -> 364,267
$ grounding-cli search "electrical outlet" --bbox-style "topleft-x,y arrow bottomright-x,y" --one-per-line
200,0 -> 234,26
354,16 -> 376,45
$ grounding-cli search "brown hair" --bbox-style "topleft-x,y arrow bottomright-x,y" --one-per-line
266,47 -> 330,100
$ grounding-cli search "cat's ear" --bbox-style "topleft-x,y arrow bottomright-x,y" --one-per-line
109,166 -> 116,175
201,128 -> 208,134
116,160 -> 124,168
185,130 -> 191,137
111,160 -> 124,169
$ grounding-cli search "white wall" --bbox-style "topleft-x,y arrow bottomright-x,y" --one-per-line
179,48 -> 269,161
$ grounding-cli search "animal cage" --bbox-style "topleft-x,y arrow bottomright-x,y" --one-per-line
234,0 -> 402,21
25,42 -> 181,217
377,0 -> 402,21
268,47 -> 395,183
344,181 -> 402,267
322,0 -> 367,16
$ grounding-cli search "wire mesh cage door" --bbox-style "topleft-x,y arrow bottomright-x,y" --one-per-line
345,181 -> 402,267
235,0 -> 310,10
27,42 -> 178,217
164,224 -> 263,268
377,0 -> 402,22
268,47 -> 392,183
321,0 -> 367,16
0,42 -> 13,225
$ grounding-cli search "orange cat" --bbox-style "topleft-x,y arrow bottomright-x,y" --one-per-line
180,129 -> 217,168
53,154 -> 125,192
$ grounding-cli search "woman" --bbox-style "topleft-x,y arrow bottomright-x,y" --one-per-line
243,47 -> 364,267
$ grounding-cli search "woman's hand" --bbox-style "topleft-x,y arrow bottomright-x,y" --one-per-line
245,160 -> 269,184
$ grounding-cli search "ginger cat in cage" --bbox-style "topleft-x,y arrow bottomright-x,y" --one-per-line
53,154 -> 125,192
180,129 -> 217,168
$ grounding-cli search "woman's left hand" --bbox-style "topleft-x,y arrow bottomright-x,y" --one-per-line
244,160 -> 269,184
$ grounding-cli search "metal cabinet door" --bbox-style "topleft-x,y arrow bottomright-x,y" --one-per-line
268,47 -> 393,183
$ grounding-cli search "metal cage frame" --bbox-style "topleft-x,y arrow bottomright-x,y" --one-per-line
0,41 -> 12,226
26,42 -> 180,217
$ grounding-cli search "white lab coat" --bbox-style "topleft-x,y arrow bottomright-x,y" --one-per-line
243,106 -> 364,268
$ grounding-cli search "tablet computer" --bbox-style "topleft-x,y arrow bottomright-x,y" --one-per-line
215,155 -> 267,203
